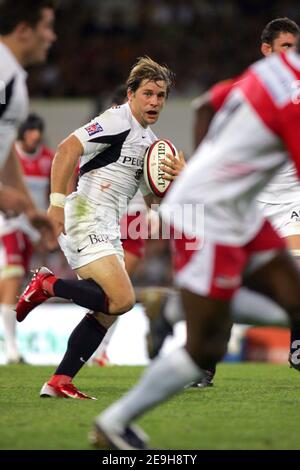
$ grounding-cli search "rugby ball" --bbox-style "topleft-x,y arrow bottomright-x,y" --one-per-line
143,139 -> 178,197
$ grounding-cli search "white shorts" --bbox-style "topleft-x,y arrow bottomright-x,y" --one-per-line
59,193 -> 124,270
258,200 -> 300,238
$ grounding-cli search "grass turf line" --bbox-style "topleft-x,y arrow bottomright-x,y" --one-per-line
0,363 -> 299,450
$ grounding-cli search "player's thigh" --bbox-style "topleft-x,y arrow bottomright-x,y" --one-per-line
75,254 -> 135,305
284,234 -> 300,253
0,276 -> 23,304
0,231 -> 26,303
245,249 -> 300,310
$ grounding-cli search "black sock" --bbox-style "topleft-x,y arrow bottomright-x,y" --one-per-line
204,363 -> 216,375
53,278 -> 109,313
55,313 -> 107,377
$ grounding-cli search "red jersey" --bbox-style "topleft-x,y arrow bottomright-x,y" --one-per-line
15,142 -> 54,210
162,51 -> 300,246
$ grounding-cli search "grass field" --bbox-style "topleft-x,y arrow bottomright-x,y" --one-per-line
0,362 -> 299,450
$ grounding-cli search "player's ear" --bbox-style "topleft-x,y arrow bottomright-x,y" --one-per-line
127,88 -> 133,102
15,21 -> 34,41
261,42 -> 272,57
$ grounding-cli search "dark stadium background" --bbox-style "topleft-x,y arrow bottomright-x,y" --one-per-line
28,0 -> 300,98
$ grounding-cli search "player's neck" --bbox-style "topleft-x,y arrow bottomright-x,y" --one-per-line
17,141 -> 40,156
1,36 -> 26,67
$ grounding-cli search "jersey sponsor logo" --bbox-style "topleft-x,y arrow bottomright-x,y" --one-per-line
77,245 -> 89,253
77,234 -> 109,252
85,122 -> 103,136
121,156 -> 143,167
88,234 -> 109,244
214,275 -> 241,289
135,169 -> 143,180
291,210 -> 300,220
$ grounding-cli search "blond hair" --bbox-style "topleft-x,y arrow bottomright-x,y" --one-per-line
126,56 -> 174,97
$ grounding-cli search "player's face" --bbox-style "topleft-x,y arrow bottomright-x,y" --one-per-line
262,31 -> 298,57
22,129 -> 43,153
24,8 -> 56,65
128,79 -> 167,128
272,31 -> 298,53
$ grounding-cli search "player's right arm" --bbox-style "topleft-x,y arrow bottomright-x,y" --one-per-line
0,183 -> 28,214
1,145 -> 36,209
48,134 -> 83,236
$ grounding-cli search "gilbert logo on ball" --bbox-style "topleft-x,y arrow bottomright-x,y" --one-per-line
144,139 -> 178,197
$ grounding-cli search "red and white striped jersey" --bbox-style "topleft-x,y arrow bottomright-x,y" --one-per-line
208,67 -> 300,205
162,51 -> 300,245
15,142 -> 53,211
210,77 -> 238,112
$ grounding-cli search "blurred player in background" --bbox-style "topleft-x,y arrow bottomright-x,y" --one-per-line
0,113 -> 53,364
16,57 -> 176,400
147,17 -> 300,388
0,0 -> 56,238
93,39 -> 300,451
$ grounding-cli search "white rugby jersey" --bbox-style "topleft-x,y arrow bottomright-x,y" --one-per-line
127,190 -> 146,216
161,51 -> 300,245
73,102 -> 155,221
0,42 -> 28,169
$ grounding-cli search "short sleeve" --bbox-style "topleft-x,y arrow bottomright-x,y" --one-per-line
210,78 -> 238,111
73,109 -> 130,157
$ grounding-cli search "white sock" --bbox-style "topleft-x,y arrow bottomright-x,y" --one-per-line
1,304 -> 20,362
164,291 -> 185,326
97,348 -> 203,432
163,288 -> 288,328
232,288 -> 288,326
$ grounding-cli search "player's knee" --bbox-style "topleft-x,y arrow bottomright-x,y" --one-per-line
110,292 -> 136,315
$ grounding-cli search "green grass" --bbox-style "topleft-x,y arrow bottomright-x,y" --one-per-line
0,363 -> 299,450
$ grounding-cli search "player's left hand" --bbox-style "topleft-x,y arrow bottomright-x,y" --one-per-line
161,150 -> 186,181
